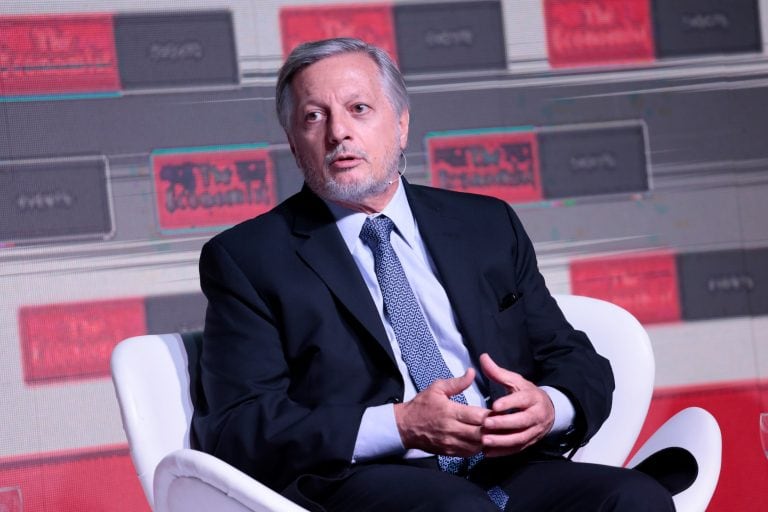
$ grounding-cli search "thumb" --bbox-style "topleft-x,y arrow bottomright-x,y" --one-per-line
433,367 -> 475,397
480,353 -> 522,389
479,353 -> 505,383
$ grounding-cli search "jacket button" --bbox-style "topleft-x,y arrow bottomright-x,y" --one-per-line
389,397 -> 401,403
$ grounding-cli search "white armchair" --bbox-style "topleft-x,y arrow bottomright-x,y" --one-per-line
111,330 -> 307,512
553,295 -> 722,510
111,294 -> 721,512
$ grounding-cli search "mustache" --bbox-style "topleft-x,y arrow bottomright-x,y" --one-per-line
324,144 -> 369,166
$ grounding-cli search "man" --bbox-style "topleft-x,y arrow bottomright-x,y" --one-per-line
194,38 -> 674,511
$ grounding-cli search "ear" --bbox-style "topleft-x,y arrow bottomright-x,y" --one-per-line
398,110 -> 410,149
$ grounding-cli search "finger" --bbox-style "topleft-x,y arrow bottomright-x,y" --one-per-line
483,410 -> 534,431
479,353 -> 526,390
433,367 -> 476,397
482,430 -> 540,457
449,420 -> 486,443
452,402 -> 491,426
478,353 -> 505,384
488,389 -> 538,413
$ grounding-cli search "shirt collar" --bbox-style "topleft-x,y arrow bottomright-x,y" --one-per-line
324,178 -> 417,253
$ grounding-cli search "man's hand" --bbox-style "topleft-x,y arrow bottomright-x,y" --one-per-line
479,353 -> 555,457
394,368 -> 490,457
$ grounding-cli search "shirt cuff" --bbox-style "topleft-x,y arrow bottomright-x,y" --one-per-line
540,385 -> 576,435
351,404 -> 405,463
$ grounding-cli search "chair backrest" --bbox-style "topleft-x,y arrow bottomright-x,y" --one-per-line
111,333 -> 197,506
553,294 -> 655,467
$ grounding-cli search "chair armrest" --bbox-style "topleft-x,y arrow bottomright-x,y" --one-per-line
626,407 -> 721,512
153,449 -> 309,512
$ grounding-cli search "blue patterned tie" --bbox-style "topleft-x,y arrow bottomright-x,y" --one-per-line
360,215 -> 508,511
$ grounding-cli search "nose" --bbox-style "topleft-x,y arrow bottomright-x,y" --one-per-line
326,112 -> 351,146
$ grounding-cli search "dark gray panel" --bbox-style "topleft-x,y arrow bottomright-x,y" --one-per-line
114,11 -> 239,89
677,249 -> 753,320
744,248 -> 768,316
0,87 -> 274,159
393,0 -> 506,74
538,124 -> 649,199
652,0 -> 762,58
0,100 -> 10,164
271,149 -> 304,201
516,186 -> 747,253
409,88 -> 507,148
144,292 -> 207,334
0,157 -> 112,243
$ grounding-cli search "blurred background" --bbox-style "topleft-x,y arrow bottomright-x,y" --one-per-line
0,0 -> 766,509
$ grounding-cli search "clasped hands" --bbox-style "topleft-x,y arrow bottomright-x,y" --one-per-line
394,353 -> 555,458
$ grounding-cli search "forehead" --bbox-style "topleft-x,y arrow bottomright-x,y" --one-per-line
291,52 -> 384,104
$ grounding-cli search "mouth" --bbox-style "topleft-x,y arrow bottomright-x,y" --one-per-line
328,152 -> 365,170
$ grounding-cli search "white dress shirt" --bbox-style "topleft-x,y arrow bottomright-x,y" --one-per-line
323,180 -> 574,462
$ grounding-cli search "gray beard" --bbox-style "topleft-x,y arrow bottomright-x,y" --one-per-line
297,144 -> 401,205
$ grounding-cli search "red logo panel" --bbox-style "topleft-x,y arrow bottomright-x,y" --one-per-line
279,4 -> 397,62
427,130 -> 543,204
18,298 -> 145,384
570,252 -> 681,324
544,0 -> 655,68
0,14 -> 120,96
0,446 -> 149,512
152,146 -> 277,231
638,381 -> 768,511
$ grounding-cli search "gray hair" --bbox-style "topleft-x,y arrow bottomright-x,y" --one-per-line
275,38 -> 409,136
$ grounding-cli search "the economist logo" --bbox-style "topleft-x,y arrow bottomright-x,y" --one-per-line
570,252 -> 681,324
18,298 -> 146,384
543,0 -> 655,68
426,129 -> 543,204
151,145 -> 277,232
0,14 -> 120,96
279,4 -> 397,61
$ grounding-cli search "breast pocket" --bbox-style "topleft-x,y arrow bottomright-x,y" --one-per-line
493,291 -> 526,331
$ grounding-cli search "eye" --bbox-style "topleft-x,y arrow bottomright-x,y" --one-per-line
304,111 -> 325,123
352,103 -> 371,114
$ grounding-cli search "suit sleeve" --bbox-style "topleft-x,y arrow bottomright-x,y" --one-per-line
192,238 -> 366,491
505,204 -> 615,449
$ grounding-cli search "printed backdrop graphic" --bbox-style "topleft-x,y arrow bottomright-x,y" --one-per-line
0,13 -> 120,96
0,1 -> 767,511
280,4 -> 397,61
151,145 -> 277,232
426,128 -> 543,203
0,156 -> 113,244
544,0 -> 655,67
570,252 -> 681,325
113,11 -> 239,90
393,0 -> 507,74
426,122 -> 649,204
19,298 -> 145,384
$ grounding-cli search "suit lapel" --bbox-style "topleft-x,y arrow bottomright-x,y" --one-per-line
290,187 -> 396,364
404,184 -> 493,365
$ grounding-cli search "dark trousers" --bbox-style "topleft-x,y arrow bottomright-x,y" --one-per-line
301,455 -> 675,512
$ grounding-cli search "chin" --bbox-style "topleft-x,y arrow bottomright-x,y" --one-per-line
321,177 -> 389,203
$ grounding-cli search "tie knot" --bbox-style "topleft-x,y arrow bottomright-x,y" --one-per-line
360,215 -> 394,250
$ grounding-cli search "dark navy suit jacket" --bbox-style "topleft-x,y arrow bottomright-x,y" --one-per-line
193,181 -> 614,499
